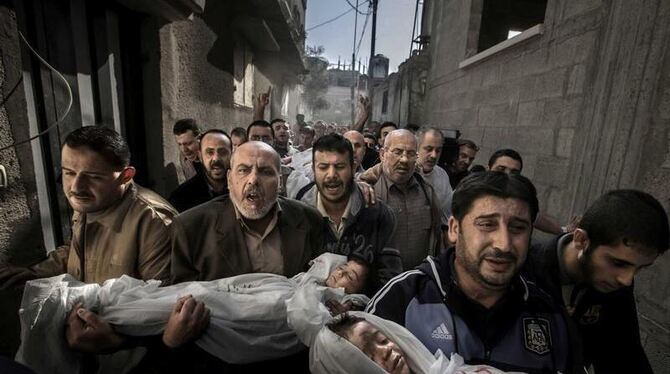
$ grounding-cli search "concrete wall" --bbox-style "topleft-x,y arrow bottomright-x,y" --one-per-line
154,6 -> 305,196
424,0 -> 670,370
0,5 -> 43,266
318,85 -> 353,124
371,52 -> 430,126
371,72 -> 399,124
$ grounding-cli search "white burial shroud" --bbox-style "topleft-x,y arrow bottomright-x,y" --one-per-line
16,253 -> 367,374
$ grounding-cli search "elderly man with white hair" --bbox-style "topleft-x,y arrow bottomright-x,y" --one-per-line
361,129 -> 443,270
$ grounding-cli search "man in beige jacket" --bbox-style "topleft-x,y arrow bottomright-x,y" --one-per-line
0,126 -> 177,353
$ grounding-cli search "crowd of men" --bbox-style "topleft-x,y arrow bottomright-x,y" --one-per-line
0,93 -> 668,374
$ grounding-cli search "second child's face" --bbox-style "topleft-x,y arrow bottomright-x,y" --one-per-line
347,321 -> 410,374
326,261 -> 368,294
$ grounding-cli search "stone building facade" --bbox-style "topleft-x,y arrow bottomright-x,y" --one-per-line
0,0 -> 307,358
370,52 -> 430,126
421,0 -> 670,370
0,0 -> 307,270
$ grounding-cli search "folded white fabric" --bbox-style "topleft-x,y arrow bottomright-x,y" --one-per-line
17,253 -> 367,374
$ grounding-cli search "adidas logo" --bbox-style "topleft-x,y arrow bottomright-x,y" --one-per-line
431,323 -> 453,340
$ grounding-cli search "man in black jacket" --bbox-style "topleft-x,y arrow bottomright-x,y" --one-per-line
298,134 -> 402,294
524,189 -> 669,374
169,129 -> 231,212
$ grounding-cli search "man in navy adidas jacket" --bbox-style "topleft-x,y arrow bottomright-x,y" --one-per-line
366,171 -> 583,373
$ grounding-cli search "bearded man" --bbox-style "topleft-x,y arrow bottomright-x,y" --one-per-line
168,129 -> 231,212
162,141 -> 324,372
367,171 -> 583,373
170,141 -> 324,283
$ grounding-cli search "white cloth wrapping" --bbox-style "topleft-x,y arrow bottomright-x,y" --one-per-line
286,276 -> 518,374
16,253 -> 368,374
287,148 -> 314,182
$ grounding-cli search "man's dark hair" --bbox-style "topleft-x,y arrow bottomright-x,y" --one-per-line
363,132 -> 376,141
63,126 -> 130,169
247,120 -> 275,139
451,171 -> 539,223
327,314 -> 367,339
231,127 -> 247,141
404,123 -> 420,133
376,121 -> 398,140
173,118 -> 200,136
488,149 -> 523,170
300,126 -> 315,136
347,254 -> 373,296
470,164 -> 487,173
457,138 -> 479,152
270,118 -> 286,125
579,190 -> 669,254
199,129 -> 232,150
312,134 -> 354,167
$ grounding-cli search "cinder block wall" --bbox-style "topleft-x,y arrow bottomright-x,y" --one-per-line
424,0 -> 670,371
0,6 -> 44,266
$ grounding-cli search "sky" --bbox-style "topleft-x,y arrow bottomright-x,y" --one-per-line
305,0 -> 423,73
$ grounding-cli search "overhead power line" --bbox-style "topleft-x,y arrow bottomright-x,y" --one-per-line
306,0 -> 371,31
344,0 -> 369,15
355,10 -> 371,56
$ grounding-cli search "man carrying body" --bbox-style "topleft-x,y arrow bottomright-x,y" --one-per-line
297,134 -> 402,293
367,171 -> 581,373
0,126 -> 175,286
173,118 -> 203,184
524,189 -> 668,373
445,139 -> 478,189
161,141 -> 324,372
168,129 -> 232,212
171,141 -> 323,282
364,129 -> 442,270
0,126 -> 177,355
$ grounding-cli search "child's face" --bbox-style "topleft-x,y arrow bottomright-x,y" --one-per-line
325,261 -> 368,294
346,320 -> 410,374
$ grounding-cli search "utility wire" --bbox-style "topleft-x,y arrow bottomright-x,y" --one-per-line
306,0 -> 371,31
0,31 -> 73,153
344,0 -> 369,15
355,8 -> 371,56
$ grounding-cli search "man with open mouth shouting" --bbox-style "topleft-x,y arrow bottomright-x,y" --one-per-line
166,140 -> 324,373
297,134 -> 402,296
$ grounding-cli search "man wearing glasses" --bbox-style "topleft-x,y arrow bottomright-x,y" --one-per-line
371,129 -> 443,270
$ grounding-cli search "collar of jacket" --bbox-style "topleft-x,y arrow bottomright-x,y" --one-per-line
76,182 -> 137,233
301,180 -> 364,219
214,195 -> 311,277
418,248 -> 530,303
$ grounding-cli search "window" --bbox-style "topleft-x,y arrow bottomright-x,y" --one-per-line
381,90 -> 389,114
234,40 -> 254,108
477,0 -> 547,52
